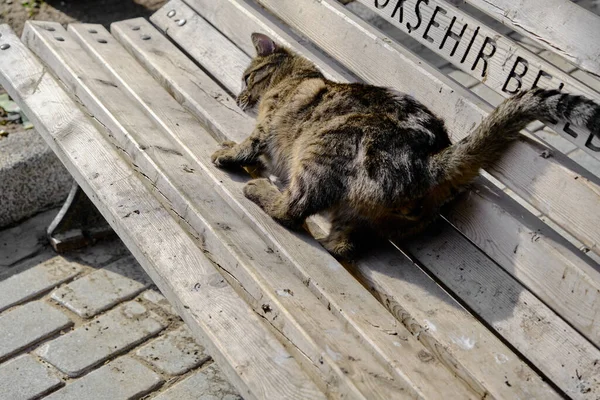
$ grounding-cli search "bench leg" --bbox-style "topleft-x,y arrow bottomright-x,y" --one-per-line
46,181 -> 114,253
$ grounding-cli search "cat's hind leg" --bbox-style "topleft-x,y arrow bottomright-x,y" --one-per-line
244,167 -> 340,229
319,222 -> 356,258
243,178 -> 309,229
317,210 -> 371,258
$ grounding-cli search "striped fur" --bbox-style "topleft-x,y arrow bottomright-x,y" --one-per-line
211,33 -> 600,258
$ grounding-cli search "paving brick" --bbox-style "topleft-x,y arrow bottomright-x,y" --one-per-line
0,208 -> 56,269
0,256 -> 83,313
143,290 -> 177,316
36,301 -> 165,377
69,237 -> 130,267
44,356 -> 163,400
153,364 -> 241,400
136,325 -> 210,376
0,354 -> 63,400
52,256 -> 152,318
0,301 -> 71,361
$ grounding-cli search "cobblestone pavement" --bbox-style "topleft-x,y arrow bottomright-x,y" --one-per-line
0,208 -> 242,400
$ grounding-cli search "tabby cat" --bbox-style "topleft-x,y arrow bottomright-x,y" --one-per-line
211,33 -> 600,257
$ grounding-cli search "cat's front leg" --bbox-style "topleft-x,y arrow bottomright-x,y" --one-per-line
243,178 -> 303,229
211,128 -> 265,168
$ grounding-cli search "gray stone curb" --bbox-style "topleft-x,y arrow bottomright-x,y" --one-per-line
0,130 -> 72,228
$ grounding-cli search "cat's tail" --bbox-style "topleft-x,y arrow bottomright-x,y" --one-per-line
427,88 -> 600,191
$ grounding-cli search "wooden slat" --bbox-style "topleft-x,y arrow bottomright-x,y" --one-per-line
135,9 -> 580,398
450,180 -> 600,339
151,2 -> 600,397
183,0 -> 600,333
159,0 -> 355,83
24,20 -> 477,399
0,24 -> 324,400
355,0 -> 600,161
403,219 -> 600,399
464,0 -> 600,77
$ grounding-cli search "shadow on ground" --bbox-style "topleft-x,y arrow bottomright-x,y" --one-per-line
0,0 -> 167,36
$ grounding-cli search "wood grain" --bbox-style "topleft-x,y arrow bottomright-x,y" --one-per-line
404,221 -> 600,399
448,180 -> 600,341
0,23 -> 325,400
78,19 -> 487,400
464,0 -> 600,77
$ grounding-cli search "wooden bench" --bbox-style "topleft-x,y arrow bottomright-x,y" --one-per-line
0,0 -> 599,398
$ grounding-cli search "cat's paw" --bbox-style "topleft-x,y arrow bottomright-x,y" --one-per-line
211,142 -> 238,168
319,236 -> 355,260
219,140 -> 237,149
243,178 -> 278,207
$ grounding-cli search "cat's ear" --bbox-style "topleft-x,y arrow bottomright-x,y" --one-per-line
251,32 -> 277,56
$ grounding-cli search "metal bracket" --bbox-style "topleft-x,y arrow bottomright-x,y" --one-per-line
47,181 -> 114,253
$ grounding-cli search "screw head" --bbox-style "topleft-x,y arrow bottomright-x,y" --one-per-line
0,44 -> 10,50
167,10 -> 176,18
141,34 -> 151,40
177,19 -> 187,26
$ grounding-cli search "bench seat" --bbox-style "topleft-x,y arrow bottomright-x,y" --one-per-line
0,0 -> 598,398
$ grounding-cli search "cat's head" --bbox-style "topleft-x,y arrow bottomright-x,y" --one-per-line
236,33 -> 320,113
236,33 -> 289,112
